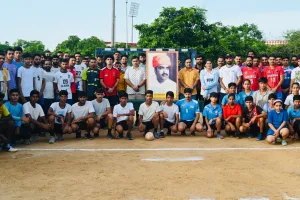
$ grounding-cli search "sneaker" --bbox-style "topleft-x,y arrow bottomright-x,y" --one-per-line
7,145 -> 17,152
126,132 -> 133,140
76,130 -> 81,139
49,136 -> 55,144
281,140 -> 287,146
153,131 -> 160,139
23,139 -> 31,145
30,135 -> 37,142
119,133 -> 124,139
256,133 -> 264,141
85,133 -> 93,140
107,133 -> 114,139
248,133 -> 254,138
57,134 -> 64,141
235,132 -> 240,139
276,137 -> 282,143
159,132 -> 165,138
217,133 -> 224,139
191,132 -> 196,136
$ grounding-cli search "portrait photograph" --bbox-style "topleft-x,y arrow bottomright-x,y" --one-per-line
146,51 -> 178,100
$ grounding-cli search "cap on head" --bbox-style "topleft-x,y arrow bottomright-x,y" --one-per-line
152,54 -> 171,68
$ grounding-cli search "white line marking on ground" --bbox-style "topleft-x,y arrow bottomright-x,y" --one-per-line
189,198 -> 215,200
16,147 -> 300,152
142,156 -> 204,162
282,193 -> 300,200
239,198 -> 269,200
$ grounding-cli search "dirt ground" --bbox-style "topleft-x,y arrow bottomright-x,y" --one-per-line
1,130 -> 300,200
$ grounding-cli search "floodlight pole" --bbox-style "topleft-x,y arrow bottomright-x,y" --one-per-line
126,0 -> 128,48
131,16 -> 134,43
111,0 -> 116,48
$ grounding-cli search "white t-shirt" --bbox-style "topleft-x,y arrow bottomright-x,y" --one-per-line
23,102 -> 45,120
75,64 -> 87,91
284,94 -> 294,108
160,103 -> 179,123
51,66 -> 61,74
50,102 -> 72,124
92,98 -> 110,116
71,101 -> 95,120
113,103 -> 134,123
291,67 -> 300,83
31,66 -> 44,92
54,71 -> 74,99
43,71 -> 55,99
219,65 -> 242,93
17,66 -> 34,97
138,101 -> 161,122
0,69 -> 11,100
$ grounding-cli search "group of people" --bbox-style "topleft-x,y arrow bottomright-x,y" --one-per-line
0,47 -> 300,152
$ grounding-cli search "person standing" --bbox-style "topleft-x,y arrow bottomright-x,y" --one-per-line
51,55 -> 60,73
0,52 -> 10,101
241,56 -> 261,91
74,52 -> 87,94
42,59 -> 55,114
219,54 -> 242,103
139,53 -> 146,68
82,58 -> 101,101
12,46 -> 24,68
3,48 -> 17,90
100,55 -> 120,108
117,55 -> 128,92
31,54 -> 45,105
282,56 -> 293,101
178,58 -> 200,100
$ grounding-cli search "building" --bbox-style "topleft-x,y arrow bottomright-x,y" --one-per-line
265,40 -> 288,46
105,42 -> 137,47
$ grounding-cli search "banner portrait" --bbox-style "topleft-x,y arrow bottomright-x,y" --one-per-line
146,51 -> 178,100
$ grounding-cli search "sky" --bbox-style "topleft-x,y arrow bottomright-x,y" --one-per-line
1,0 -> 300,51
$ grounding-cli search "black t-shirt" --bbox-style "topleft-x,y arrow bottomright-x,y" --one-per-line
242,105 -> 263,123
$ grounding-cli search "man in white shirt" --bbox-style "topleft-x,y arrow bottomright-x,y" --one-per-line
17,53 -> 34,103
54,59 -> 74,105
74,52 -> 86,92
23,90 -> 51,144
219,54 -> 242,103
48,90 -> 72,144
71,91 -> 95,139
113,91 -> 135,140
138,90 -> 161,139
159,91 -> 179,137
31,54 -> 45,105
91,88 -> 114,139
51,55 -> 60,73
290,56 -> 300,91
43,59 -> 55,114
124,56 -> 146,100
0,52 -> 10,101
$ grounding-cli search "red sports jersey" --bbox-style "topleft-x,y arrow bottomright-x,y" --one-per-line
263,66 -> 284,92
68,68 -> 76,94
99,66 -> 120,96
242,66 -> 261,91
223,104 -> 242,123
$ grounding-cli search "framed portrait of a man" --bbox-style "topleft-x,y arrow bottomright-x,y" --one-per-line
146,51 -> 178,100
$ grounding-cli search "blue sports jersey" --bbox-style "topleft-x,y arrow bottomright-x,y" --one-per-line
176,99 -> 200,121
203,103 -> 222,125
287,107 -> 300,121
12,59 -> 24,68
239,91 -> 254,107
282,66 -> 293,89
267,109 -> 288,135
4,102 -> 23,127
221,93 -> 241,105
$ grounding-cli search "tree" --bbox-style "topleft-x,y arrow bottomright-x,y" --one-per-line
0,42 -> 11,52
13,39 -> 45,54
55,35 -> 81,54
135,7 -> 268,60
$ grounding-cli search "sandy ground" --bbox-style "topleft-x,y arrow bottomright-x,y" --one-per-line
1,131 -> 300,200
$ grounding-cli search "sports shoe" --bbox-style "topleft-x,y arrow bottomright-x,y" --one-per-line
85,133 -> 93,140
126,133 -> 133,140
57,134 -> 64,141
6,144 -> 17,152
217,133 -> 224,139
159,132 -> 165,138
119,133 -> 124,138
276,137 -> 282,143
281,140 -> 287,146
153,131 -> 160,139
76,130 -> 81,139
235,132 -> 240,139
49,136 -> 55,144
256,133 -> 264,141
30,135 -> 37,142
107,133 -> 114,139
191,132 -> 196,136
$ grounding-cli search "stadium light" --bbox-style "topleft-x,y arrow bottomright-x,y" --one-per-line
129,2 -> 139,43
111,0 -> 116,48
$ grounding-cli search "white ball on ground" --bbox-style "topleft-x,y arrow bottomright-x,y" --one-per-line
145,132 -> 155,141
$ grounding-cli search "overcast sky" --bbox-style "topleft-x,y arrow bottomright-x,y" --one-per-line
1,0 -> 299,50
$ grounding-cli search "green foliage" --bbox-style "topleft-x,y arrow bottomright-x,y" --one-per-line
13,39 -> 45,54
54,36 -> 106,56
0,41 -> 11,53
135,6 -> 268,59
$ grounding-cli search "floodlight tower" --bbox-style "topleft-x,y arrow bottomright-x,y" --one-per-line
111,0 -> 116,48
129,2 -> 139,44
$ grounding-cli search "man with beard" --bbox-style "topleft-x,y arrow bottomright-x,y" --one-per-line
219,54 -> 242,103
82,58 -> 101,101
31,54 -> 45,106
113,51 -> 121,65
291,56 -> 298,68
3,48 -> 17,90
96,55 -> 104,69
151,54 -> 176,94
56,51 -> 63,59
215,56 -> 224,72
282,56 -> 293,101
195,55 -> 204,100
276,55 -> 283,66
74,52 -> 86,95
139,53 -> 146,68
235,54 -> 243,68
259,55 -> 269,72
241,56 -> 261,91
253,56 -> 260,68
51,55 -> 60,73
117,55 -> 128,92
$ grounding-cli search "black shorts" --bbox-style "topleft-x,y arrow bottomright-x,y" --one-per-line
250,124 -> 260,132
180,120 -> 194,129
293,120 -> 300,131
76,121 -> 87,130
206,120 -> 225,130
116,120 -> 128,131
99,118 -> 107,128
143,121 -> 154,130
106,95 -> 119,107
164,120 -> 175,129
54,123 -> 63,133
